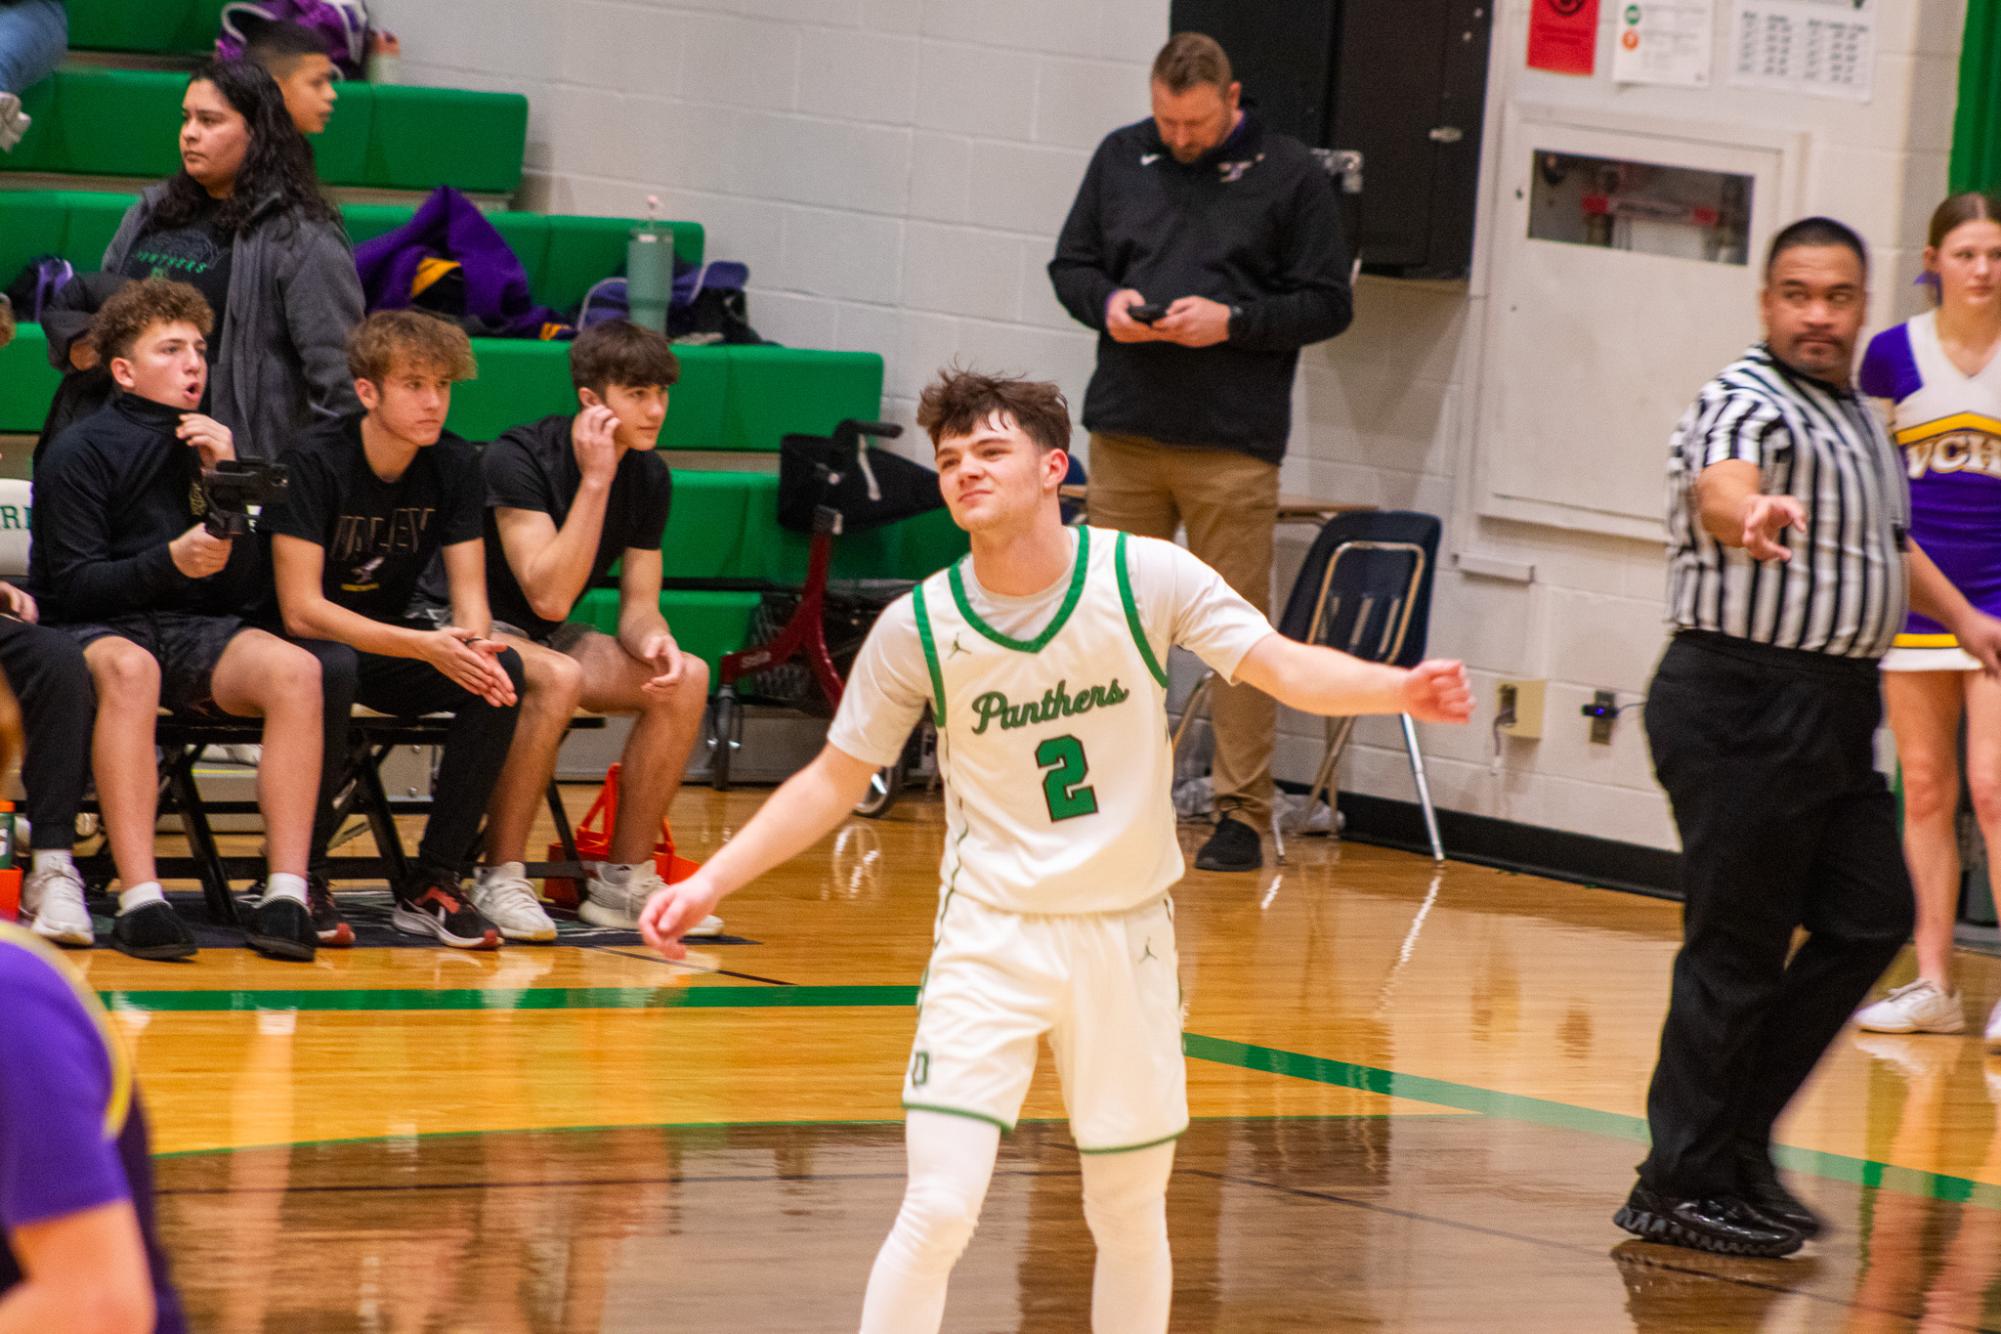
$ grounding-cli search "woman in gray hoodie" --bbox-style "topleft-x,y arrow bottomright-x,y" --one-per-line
99,58 -> 362,459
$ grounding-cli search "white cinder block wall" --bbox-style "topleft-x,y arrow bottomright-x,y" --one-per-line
369,0 -> 1964,854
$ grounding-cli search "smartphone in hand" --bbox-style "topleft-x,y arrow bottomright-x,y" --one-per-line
1127,302 -> 1168,324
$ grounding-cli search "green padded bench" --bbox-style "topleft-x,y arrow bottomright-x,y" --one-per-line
0,330 -> 882,447
0,190 -> 706,316
68,0 -> 225,54
568,475 -> 969,684
4,69 -> 527,193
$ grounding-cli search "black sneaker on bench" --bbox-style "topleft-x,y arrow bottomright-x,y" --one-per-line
391,871 -> 501,950
245,895 -> 316,963
111,901 -> 198,962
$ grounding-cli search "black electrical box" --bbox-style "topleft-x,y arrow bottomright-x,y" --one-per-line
1166,0 -> 1492,279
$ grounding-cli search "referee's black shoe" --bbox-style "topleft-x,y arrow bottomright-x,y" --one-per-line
1613,1184 -> 1804,1257
1195,811 -> 1262,872
1737,1149 -> 1823,1238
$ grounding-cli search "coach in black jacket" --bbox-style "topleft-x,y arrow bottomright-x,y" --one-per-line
1049,32 -> 1352,872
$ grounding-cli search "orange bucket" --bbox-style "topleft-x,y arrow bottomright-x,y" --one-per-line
544,763 -> 700,910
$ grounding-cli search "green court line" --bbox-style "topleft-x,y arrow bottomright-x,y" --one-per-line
106,984 -> 2001,1209
1183,1034 -> 2001,1213
98,984 -> 919,1013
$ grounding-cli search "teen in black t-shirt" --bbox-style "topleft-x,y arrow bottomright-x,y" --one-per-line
469,321 -> 722,941
32,279 -> 325,964
268,311 -> 523,950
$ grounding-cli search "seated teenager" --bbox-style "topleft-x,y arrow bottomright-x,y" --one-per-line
242,22 -> 337,137
268,310 -> 522,951
0,583 -> 99,951
462,321 -> 720,939
29,278 -> 326,963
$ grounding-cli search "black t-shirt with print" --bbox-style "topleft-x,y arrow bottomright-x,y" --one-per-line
265,414 -> 484,624
481,413 -> 672,640
120,200 -> 234,352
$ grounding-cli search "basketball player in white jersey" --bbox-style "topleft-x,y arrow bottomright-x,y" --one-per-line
641,368 -> 1473,1332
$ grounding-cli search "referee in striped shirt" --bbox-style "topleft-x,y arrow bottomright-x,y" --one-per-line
1618,217 -> 2001,1257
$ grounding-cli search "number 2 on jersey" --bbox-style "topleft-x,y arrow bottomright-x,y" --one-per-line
1036,734 -> 1098,821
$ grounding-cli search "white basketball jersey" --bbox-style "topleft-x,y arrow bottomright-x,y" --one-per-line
911,526 -> 1181,916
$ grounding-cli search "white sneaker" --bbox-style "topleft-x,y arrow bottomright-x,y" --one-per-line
1854,979 -> 1966,1034
469,867 -> 557,943
580,866 -> 723,937
22,862 -> 94,947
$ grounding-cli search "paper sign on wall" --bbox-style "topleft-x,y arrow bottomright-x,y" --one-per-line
1613,1 -> 1715,87
1728,0 -> 1873,102
1529,0 -> 1601,76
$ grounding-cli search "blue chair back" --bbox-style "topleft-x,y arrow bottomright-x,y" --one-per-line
1275,510 -> 1441,668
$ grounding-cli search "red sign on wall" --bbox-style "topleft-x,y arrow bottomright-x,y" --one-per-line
1528,0 -> 1600,76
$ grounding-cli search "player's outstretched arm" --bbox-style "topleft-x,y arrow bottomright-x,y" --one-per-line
1232,632 -> 1474,725
640,743 -> 879,959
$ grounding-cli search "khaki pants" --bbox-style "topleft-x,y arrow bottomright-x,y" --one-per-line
1087,431 -> 1278,826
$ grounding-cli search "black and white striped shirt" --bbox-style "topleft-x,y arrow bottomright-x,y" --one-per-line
1666,343 -> 1911,658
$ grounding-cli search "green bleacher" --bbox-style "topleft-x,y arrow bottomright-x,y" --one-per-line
0,17 -> 961,679
67,0 -> 224,54
5,69 -> 528,193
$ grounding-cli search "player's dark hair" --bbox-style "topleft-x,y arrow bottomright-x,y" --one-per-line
1765,216 -> 1868,280
917,367 -> 1071,454
244,20 -> 330,74
570,320 -> 680,396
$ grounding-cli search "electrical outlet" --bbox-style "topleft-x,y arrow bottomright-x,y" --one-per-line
1495,678 -> 1545,738
1586,689 -> 1618,744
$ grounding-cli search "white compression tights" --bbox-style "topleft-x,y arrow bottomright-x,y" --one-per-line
857,1110 -> 1176,1334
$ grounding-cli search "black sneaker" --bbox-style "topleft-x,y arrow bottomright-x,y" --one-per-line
1195,813 -> 1263,872
308,873 -> 354,947
1737,1149 -> 1823,1238
1613,1183 -> 1804,1257
244,894 -> 316,962
391,871 -> 501,950
110,901 -> 198,962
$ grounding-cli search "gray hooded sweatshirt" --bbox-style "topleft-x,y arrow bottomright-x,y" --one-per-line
103,183 -> 365,459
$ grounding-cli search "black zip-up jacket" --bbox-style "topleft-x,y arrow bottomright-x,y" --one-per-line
30,392 -> 263,624
1049,112 -> 1353,464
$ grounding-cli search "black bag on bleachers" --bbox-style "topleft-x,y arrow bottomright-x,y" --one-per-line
777,422 -> 942,535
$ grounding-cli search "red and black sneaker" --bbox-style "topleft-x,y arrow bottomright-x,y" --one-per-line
308,872 -> 354,948
391,870 -> 501,950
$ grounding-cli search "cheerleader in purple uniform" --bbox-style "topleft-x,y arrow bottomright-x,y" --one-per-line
1854,193 -> 2001,1041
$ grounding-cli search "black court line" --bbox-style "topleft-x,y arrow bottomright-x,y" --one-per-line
577,941 -> 797,987
1180,1167 -> 1996,1333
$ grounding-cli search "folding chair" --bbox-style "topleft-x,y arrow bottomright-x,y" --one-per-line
1172,510 -> 1445,864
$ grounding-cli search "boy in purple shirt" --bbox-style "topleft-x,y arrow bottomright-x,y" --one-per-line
0,922 -> 182,1331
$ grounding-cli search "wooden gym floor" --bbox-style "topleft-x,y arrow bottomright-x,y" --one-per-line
68,786 -> 2001,1331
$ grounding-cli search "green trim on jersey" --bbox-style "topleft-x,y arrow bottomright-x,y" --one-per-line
948,526 -> 1092,654
912,582 -> 948,723
903,1102 -> 1015,1134
1115,530 -> 1169,689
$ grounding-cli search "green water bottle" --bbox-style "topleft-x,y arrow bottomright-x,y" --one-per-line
627,194 -> 673,335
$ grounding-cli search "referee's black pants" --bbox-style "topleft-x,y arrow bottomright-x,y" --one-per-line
1639,631 -> 1913,1199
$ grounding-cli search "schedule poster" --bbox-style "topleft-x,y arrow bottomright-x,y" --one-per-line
1729,0 -> 1874,101
1613,0 -> 1716,87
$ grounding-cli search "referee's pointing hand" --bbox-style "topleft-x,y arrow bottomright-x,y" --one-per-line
1741,495 -> 1808,563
